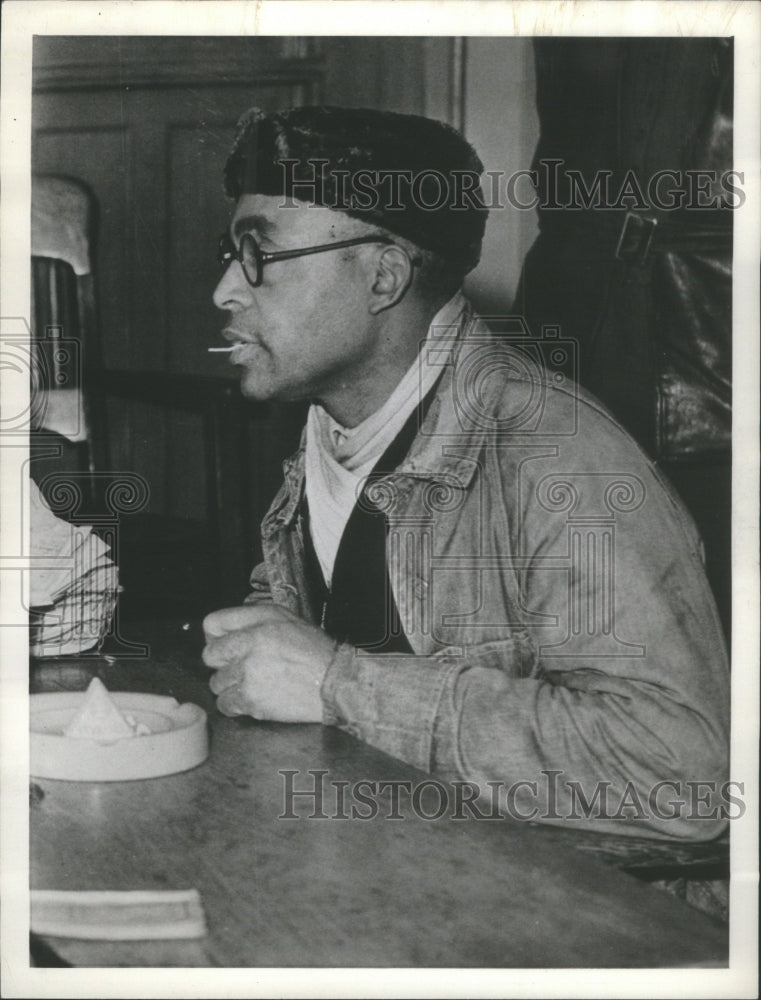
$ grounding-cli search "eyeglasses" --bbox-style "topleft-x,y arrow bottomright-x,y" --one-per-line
218,231 -> 397,288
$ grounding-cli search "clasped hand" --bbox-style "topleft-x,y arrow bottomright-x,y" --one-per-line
202,604 -> 338,722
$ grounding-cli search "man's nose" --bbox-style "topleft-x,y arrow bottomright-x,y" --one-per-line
212,261 -> 251,312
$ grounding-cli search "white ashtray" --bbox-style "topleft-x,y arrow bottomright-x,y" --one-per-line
31,688 -> 209,782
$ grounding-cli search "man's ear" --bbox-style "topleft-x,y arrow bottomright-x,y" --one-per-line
368,245 -> 415,315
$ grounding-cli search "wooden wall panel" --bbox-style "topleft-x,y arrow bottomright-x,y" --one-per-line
167,120 -> 237,375
166,410 -> 207,521
33,36 -> 321,91
321,37 -> 453,120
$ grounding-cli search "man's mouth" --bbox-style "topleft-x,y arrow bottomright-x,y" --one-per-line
219,329 -> 264,365
222,327 -> 254,347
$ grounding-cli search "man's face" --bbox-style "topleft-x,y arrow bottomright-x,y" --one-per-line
213,194 -> 379,405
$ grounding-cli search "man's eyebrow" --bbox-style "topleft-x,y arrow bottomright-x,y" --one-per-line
232,214 -> 277,239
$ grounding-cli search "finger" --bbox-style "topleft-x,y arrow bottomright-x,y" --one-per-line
202,628 -> 261,667
208,665 -> 241,695
215,685 -> 244,717
203,606 -> 255,639
215,685 -> 265,719
203,603 -> 290,639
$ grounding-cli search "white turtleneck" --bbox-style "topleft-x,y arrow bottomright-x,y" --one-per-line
304,291 -> 466,587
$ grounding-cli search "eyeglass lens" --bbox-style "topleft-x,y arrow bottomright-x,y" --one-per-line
240,234 -> 260,285
219,232 -> 260,286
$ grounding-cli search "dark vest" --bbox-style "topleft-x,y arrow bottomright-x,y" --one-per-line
301,384 -> 438,654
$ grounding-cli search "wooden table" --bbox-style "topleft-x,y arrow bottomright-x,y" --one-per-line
30,632 -> 728,968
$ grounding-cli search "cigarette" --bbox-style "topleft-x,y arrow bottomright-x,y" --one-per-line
208,346 -> 234,352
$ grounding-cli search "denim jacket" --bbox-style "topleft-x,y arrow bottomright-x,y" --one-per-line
250,306 -> 730,839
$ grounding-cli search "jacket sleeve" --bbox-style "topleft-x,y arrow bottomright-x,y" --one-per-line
320,448 -> 731,840
244,561 -> 274,605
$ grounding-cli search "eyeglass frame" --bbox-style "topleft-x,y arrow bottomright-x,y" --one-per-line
218,230 -> 416,288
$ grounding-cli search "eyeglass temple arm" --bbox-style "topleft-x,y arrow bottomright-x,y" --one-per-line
260,236 -> 396,265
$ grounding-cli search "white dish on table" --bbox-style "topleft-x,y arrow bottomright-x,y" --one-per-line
30,690 -> 208,781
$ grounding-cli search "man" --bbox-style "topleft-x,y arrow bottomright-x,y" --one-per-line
203,106 -> 729,838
